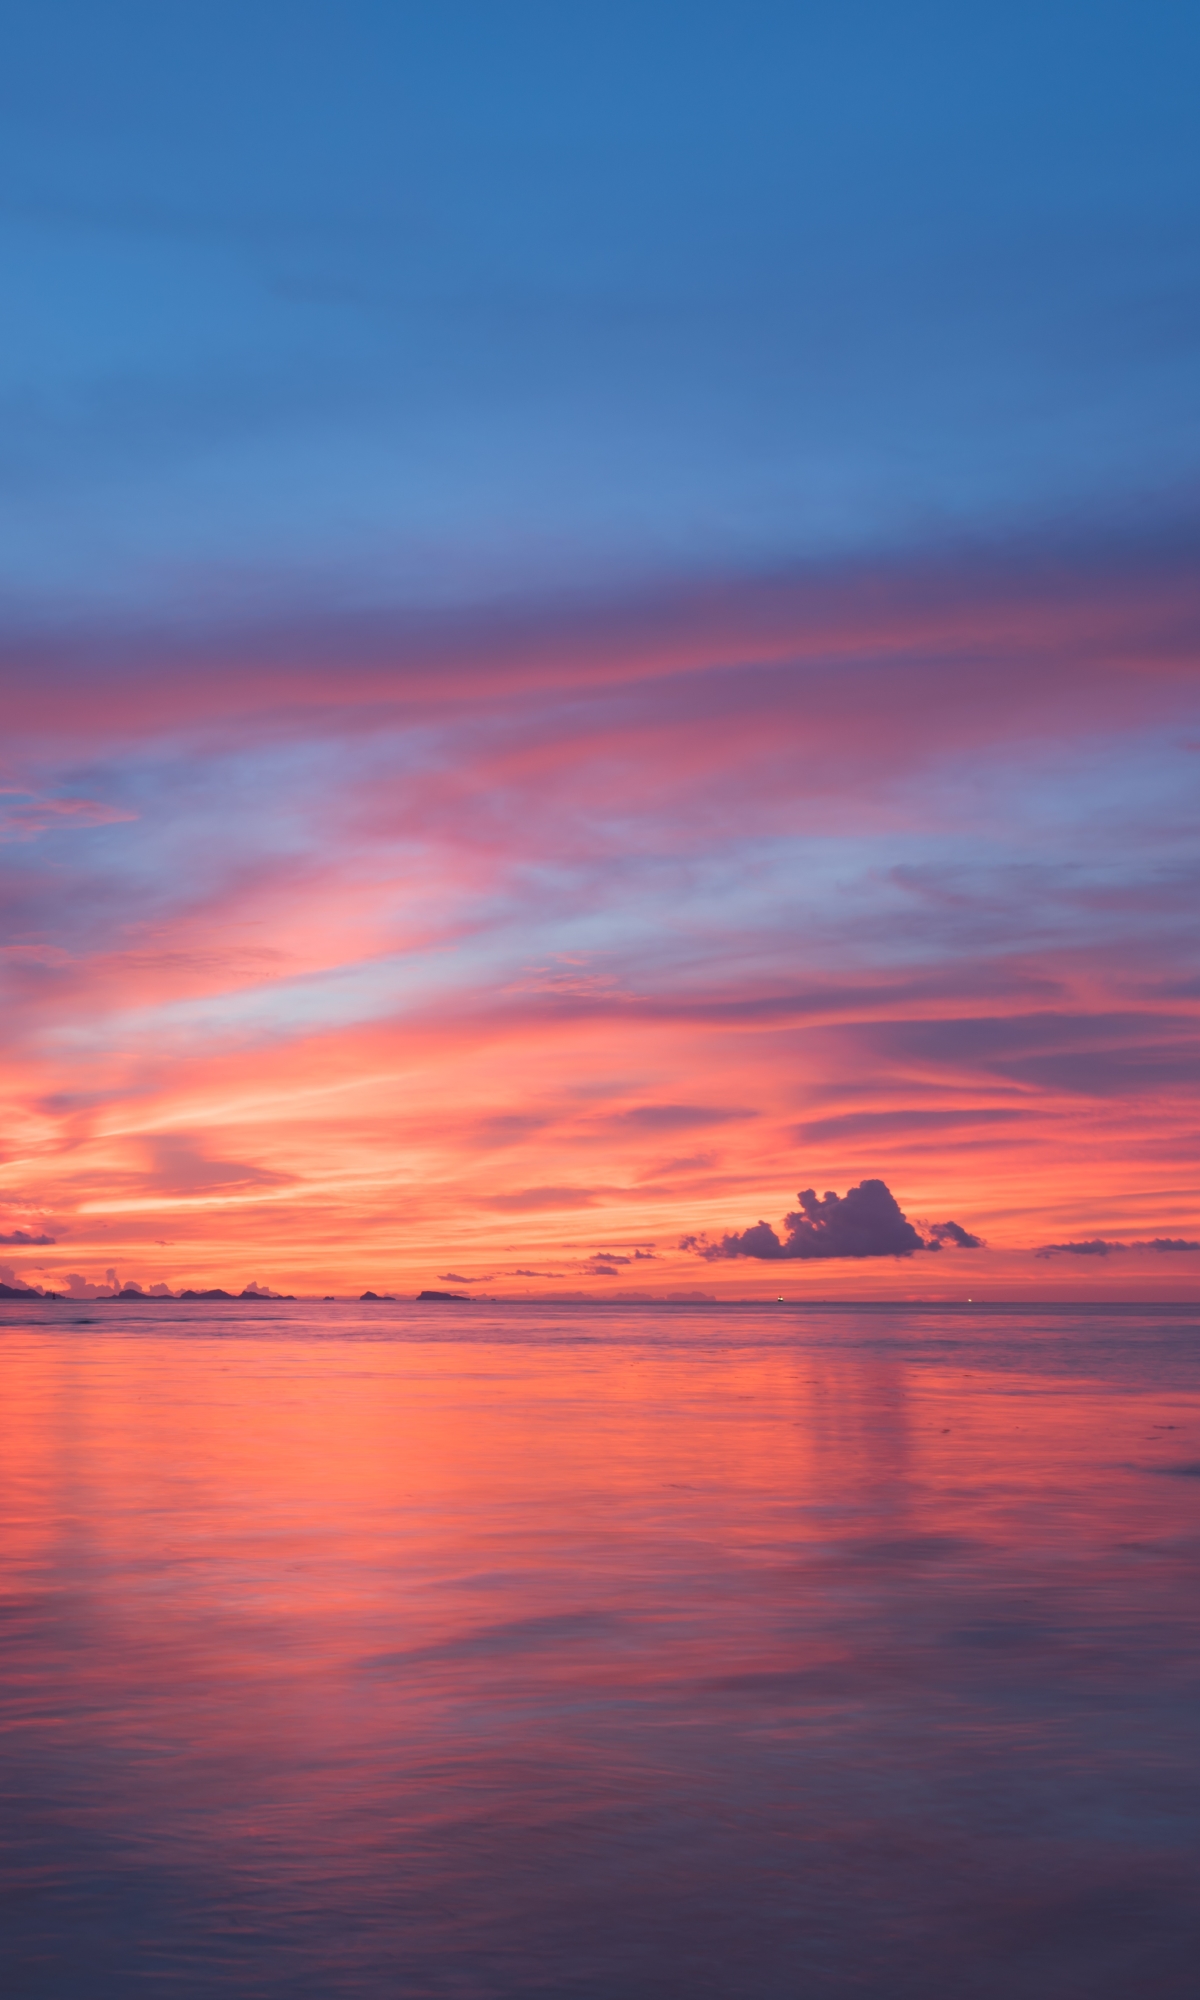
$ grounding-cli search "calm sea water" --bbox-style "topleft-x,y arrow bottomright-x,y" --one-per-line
2,1298 -> 1198,1998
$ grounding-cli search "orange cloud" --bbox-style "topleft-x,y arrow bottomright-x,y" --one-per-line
1,528 -> 1196,1297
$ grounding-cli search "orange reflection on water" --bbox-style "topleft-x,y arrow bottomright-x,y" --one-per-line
2,1300 -> 1199,1998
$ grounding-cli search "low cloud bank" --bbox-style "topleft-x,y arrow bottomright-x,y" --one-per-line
1036,1237 -> 1200,1259
681,1178 -> 983,1262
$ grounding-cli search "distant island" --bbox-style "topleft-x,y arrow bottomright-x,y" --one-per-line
103,1287 -> 299,1302
417,1289 -> 468,1301
0,1284 -> 296,1303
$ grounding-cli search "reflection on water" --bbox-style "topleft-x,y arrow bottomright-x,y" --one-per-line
2,1300 -> 1199,1997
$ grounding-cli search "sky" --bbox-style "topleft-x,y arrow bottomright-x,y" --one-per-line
1,0 -> 1198,1299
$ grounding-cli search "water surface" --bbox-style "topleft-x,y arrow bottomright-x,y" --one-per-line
2,1299 -> 1198,1996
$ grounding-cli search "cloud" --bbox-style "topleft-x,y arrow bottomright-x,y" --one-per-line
1036,1236 -> 1200,1258
1036,1237 -> 1123,1257
924,1220 -> 986,1249
850,1013 -> 1200,1101
0,517 -> 1195,1298
60,1272 -> 105,1298
43,1268 -> 124,1299
793,1108 -> 1022,1144
4,514 -> 1195,754
0,1230 -> 56,1244
681,1178 -> 981,1261
0,793 -> 138,841
438,1271 -> 493,1283
612,1104 -> 753,1132
141,1134 -> 291,1193
483,1186 -> 600,1212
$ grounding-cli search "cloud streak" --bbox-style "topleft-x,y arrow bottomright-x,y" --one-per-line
1036,1237 -> 1200,1259
0,794 -> 138,841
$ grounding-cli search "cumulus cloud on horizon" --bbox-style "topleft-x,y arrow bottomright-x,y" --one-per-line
681,1178 -> 983,1262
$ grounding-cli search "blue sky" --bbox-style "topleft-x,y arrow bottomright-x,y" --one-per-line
3,0 -> 1197,615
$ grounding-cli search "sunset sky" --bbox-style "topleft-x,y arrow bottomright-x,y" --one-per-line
2,0 -> 1197,1299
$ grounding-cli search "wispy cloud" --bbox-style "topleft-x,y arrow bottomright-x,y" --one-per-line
1036,1237 -> 1200,1258
0,793 -> 137,841
0,522 -> 1195,1292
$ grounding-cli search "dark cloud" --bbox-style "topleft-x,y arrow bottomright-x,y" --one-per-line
613,1105 -> 753,1133
793,1108 -> 1022,1144
925,1220 -> 986,1249
852,1012 -> 1200,1101
681,1178 -> 981,1262
438,1271 -> 492,1283
1037,1236 -> 1199,1258
1036,1238 -> 1124,1257
0,1230 -> 56,1244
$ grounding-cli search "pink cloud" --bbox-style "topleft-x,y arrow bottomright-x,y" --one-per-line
0,521 -> 1194,752
0,794 -> 138,841
0,522 -> 1195,1295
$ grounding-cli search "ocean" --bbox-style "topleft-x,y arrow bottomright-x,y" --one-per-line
2,1297 -> 1198,1997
